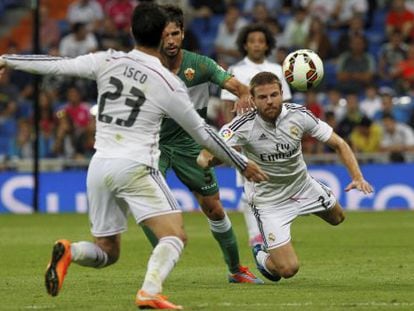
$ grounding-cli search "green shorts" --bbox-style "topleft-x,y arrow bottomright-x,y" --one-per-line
159,144 -> 219,196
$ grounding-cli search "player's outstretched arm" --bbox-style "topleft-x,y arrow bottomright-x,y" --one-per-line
0,53 -> 98,79
326,132 -> 374,194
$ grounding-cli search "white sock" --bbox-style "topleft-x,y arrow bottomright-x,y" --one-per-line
208,213 -> 232,233
239,193 -> 261,242
141,236 -> 184,295
70,241 -> 108,268
256,250 -> 273,275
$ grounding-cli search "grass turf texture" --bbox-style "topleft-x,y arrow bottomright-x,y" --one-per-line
0,211 -> 413,310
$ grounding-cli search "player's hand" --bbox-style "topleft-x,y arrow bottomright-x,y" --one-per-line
345,179 -> 373,194
197,149 -> 214,168
233,94 -> 255,115
242,160 -> 268,182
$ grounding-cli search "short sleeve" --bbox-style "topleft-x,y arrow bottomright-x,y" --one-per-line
304,110 -> 333,142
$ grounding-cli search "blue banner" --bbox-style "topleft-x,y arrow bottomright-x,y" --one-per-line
0,164 -> 413,213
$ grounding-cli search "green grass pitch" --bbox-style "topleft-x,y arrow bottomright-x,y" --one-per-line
0,211 -> 413,310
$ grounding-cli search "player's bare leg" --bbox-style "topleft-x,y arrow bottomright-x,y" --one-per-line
314,202 -> 345,225
195,192 -> 263,284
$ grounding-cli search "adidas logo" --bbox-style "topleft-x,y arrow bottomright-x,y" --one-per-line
258,133 -> 268,140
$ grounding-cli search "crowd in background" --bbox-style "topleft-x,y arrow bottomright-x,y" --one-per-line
1,0 -> 414,166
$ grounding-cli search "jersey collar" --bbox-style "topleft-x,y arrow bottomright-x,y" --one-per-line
244,56 -> 268,68
129,49 -> 163,66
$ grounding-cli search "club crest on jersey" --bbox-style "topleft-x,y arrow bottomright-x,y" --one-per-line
219,128 -> 234,140
268,232 -> 276,242
290,126 -> 300,138
184,67 -> 195,81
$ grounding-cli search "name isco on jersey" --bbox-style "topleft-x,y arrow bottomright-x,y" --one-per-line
123,65 -> 148,83
259,146 -> 299,161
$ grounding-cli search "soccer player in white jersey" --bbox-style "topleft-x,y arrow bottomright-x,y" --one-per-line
0,4 -> 268,309
198,71 -> 373,282
220,23 -> 292,247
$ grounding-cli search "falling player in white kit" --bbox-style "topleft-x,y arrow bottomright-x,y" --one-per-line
198,72 -> 373,282
0,4 -> 268,309
220,23 -> 292,247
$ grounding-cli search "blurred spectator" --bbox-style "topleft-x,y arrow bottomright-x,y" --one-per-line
373,88 -> 407,123
336,14 -> 367,56
305,17 -> 333,60
214,4 -> 247,67
380,112 -> 414,162
40,5 -> 61,51
248,2 -> 271,24
59,22 -> 98,57
350,116 -> 382,153
103,0 -> 137,31
329,0 -> 368,29
75,117 -> 96,159
385,0 -> 414,42
191,0 -> 226,18
62,86 -> 92,134
324,87 -> 346,121
53,113 -> 77,159
302,90 -> 325,154
36,91 -> 57,142
282,6 -> 310,50
378,30 -> 408,87
182,26 -> 200,53
336,34 -> 376,94
301,0 -> 336,23
0,70 -> 18,159
67,0 -> 104,32
95,17 -> 131,51
392,43 -> 414,95
243,0 -> 283,18
337,93 -> 365,140
360,84 -> 382,119
9,119 -> 32,159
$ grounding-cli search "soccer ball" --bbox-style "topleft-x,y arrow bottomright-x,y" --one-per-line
282,49 -> 324,91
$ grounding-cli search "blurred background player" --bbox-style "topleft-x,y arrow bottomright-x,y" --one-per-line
199,71 -> 373,282
141,4 -> 263,285
0,3 -> 268,309
220,23 -> 292,247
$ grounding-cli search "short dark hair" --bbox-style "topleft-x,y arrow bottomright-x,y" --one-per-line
236,23 -> 276,57
131,3 -> 167,48
250,71 -> 282,96
162,4 -> 184,30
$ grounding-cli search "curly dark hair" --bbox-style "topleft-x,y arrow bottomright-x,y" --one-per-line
236,23 -> 276,57
161,4 -> 184,30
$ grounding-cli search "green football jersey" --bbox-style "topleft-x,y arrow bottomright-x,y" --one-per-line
159,49 -> 232,146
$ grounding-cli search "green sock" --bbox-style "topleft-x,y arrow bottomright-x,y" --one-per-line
141,225 -> 159,248
209,215 -> 240,274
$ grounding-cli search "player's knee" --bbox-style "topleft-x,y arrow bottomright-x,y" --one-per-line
202,201 -> 225,220
277,264 -> 299,279
106,249 -> 120,266
175,232 -> 188,247
331,211 -> 345,226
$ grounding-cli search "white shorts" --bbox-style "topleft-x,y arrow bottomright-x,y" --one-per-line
87,157 -> 181,237
250,177 -> 336,250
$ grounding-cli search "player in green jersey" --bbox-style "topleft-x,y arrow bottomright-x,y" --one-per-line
141,4 -> 262,284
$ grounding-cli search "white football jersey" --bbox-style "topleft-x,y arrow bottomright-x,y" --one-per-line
220,104 -> 333,205
220,57 -> 292,102
3,50 -> 247,171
